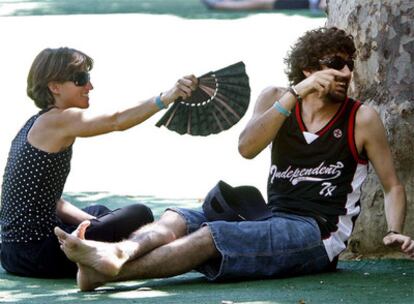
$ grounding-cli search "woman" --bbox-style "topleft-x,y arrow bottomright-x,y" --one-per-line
0,47 -> 197,278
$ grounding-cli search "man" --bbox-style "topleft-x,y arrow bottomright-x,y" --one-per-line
55,27 -> 414,291
201,0 -> 316,11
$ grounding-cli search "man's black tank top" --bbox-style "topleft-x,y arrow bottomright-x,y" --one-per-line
267,97 -> 368,261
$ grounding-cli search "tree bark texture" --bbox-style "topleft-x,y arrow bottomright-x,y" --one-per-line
326,0 -> 414,256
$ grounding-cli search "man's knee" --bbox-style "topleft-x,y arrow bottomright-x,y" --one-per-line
160,210 -> 186,225
158,210 -> 187,237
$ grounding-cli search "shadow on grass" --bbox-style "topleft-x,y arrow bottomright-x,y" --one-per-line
1,260 -> 413,303
63,192 -> 202,219
0,0 -> 326,19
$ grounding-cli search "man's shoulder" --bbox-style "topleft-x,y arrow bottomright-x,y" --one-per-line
354,102 -> 380,127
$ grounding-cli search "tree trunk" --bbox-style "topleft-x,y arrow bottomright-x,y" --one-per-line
326,0 -> 414,257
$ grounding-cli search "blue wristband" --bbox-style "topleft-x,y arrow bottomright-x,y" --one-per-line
273,101 -> 291,117
155,95 -> 166,110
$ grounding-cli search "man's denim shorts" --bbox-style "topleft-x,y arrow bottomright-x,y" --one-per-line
169,208 -> 332,281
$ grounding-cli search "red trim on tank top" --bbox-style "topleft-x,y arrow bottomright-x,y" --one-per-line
295,103 -> 306,132
347,101 -> 368,164
295,97 -> 349,135
317,97 -> 349,136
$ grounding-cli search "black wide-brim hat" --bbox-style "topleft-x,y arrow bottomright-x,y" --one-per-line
202,180 -> 272,221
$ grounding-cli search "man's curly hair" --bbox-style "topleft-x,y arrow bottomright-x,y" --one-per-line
284,27 -> 356,85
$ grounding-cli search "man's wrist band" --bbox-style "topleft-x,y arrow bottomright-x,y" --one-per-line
273,101 -> 291,117
288,85 -> 303,102
385,230 -> 400,236
155,94 -> 167,110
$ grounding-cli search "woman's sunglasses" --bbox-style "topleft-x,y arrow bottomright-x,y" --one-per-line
70,71 -> 90,86
319,56 -> 354,71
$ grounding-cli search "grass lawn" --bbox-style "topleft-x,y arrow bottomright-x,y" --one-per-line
1,193 -> 413,303
0,0 -> 325,19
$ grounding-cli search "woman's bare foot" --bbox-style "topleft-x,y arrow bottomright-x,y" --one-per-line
54,226 -> 128,276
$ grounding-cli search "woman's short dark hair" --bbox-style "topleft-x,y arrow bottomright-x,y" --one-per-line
27,47 -> 93,109
284,27 -> 356,85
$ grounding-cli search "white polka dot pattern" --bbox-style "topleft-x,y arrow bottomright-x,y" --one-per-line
0,113 -> 72,243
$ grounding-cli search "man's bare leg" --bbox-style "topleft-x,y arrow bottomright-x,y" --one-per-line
54,211 -> 187,276
77,226 -> 219,291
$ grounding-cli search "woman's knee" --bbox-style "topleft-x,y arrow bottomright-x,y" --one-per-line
82,204 -> 111,217
123,203 -> 154,224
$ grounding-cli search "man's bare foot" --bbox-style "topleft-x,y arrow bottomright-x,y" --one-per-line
77,264 -> 110,292
54,226 -> 128,276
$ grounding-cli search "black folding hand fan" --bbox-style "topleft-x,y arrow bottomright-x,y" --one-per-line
156,61 -> 251,136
